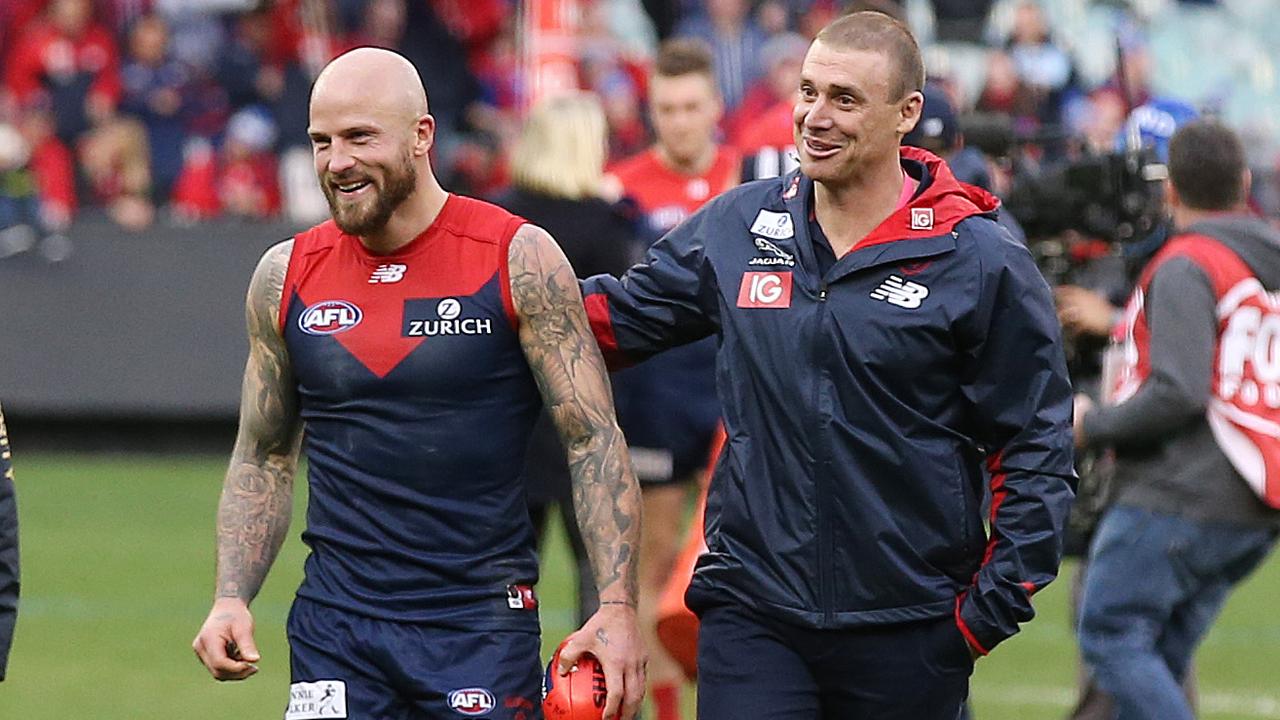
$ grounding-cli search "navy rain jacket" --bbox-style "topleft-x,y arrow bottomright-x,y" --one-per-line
583,147 -> 1075,653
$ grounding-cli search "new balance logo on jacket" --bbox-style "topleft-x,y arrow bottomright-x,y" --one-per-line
870,275 -> 929,308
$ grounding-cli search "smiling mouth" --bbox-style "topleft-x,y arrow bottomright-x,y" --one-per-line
802,137 -> 844,159
333,180 -> 372,196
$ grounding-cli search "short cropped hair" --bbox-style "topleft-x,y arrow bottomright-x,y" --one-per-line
815,11 -> 925,101
654,38 -> 715,82
511,92 -> 608,200
1168,119 -> 1246,211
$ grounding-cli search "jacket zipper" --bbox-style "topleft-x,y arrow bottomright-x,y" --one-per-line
813,281 -> 833,626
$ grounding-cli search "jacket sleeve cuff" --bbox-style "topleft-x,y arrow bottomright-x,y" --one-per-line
955,591 -> 1014,656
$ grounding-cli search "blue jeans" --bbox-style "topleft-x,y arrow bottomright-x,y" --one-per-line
1078,505 -> 1277,720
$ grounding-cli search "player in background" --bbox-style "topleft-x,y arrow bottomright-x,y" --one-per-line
0,402 -> 17,683
603,38 -> 738,720
191,48 -> 645,720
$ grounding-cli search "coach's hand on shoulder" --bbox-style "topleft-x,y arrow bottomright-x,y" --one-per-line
559,602 -> 647,720
192,597 -> 261,681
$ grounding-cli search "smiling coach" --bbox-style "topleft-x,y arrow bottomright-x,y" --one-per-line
582,11 -> 1075,719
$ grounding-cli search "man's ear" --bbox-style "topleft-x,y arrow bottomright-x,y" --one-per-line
897,90 -> 923,137
414,114 -> 436,157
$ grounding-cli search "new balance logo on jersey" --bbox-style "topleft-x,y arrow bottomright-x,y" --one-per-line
870,275 -> 929,309
369,263 -> 407,283
750,237 -> 795,266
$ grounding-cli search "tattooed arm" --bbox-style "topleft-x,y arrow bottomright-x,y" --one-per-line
193,240 -> 303,682
509,225 -> 646,720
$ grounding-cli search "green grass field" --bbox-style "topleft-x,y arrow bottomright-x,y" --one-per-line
2,453 -> 1279,719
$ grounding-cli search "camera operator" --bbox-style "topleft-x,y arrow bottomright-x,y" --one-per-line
1073,119 -> 1280,720
998,95 -> 1198,717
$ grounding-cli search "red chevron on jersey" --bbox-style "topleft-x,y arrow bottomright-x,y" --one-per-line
280,194 -> 525,378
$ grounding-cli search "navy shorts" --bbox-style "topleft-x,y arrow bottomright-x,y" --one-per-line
612,338 -> 720,486
286,597 -> 543,720
694,599 -> 973,720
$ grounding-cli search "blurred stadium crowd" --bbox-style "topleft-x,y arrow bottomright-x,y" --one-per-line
0,0 -> 1278,252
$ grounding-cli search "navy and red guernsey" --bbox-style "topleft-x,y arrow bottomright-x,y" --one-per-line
279,194 -> 543,630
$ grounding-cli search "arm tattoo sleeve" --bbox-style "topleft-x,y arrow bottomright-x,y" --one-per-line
214,240 -> 304,602
509,225 -> 642,606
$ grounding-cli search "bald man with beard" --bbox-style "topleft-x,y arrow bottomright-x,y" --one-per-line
192,48 -> 645,720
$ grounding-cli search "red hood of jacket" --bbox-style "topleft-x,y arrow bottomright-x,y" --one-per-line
853,145 -> 1001,251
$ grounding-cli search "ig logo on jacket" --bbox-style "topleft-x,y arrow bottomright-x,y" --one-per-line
737,272 -> 793,309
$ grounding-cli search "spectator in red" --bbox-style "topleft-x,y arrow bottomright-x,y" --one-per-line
171,106 -> 280,221
4,0 -> 123,144
15,99 -> 76,231
120,13 -> 191,202
217,106 -> 280,219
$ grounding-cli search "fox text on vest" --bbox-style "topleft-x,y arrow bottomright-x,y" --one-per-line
1219,299 -> 1280,407
737,272 -> 793,309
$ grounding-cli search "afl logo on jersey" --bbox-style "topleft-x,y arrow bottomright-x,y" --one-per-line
299,300 -> 363,335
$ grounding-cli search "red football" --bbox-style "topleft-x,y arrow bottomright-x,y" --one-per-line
542,641 -> 607,720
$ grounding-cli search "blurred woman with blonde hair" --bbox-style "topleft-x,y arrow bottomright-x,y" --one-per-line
496,90 -> 640,626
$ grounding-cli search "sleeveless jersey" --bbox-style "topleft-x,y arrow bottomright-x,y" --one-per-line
1112,233 -> 1280,508
608,147 -> 740,234
279,194 -> 544,627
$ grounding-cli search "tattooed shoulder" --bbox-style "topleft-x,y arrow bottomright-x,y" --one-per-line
508,223 -> 577,304
246,240 -> 294,338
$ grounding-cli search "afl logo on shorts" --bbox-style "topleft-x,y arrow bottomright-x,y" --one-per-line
299,300 -> 363,335
448,688 -> 496,716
